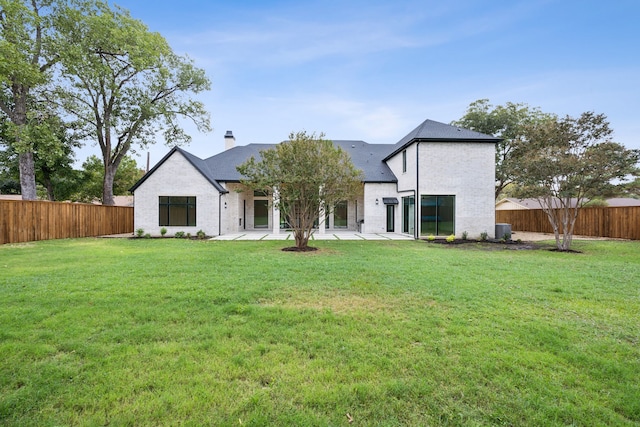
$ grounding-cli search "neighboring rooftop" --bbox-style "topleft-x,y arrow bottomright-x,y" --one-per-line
496,197 -> 640,209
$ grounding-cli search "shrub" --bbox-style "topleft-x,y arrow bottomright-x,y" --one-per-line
503,232 -> 512,241
446,234 -> 455,243
135,228 -> 145,238
160,227 -> 167,237
186,233 -> 192,239
427,234 -> 435,241
462,231 -> 468,240
196,230 -> 206,240
480,231 -> 488,241
144,233 -> 151,239
174,231 -> 185,238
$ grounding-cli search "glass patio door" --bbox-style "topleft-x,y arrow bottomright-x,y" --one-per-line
402,196 -> 414,234
254,200 -> 269,228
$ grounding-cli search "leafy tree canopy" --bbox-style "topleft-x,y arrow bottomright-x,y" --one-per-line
452,99 -> 551,199
237,131 -> 363,250
72,154 -> 143,203
0,0 -> 67,199
0,104 -> 81,200
511,112 -> 640,250
51,0 -> 211,205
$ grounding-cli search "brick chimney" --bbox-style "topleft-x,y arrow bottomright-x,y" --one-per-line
224,130 -> 235,150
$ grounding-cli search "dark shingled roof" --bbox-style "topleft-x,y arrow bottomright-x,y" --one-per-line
384,119 -> 501,161
204,140 -> 398,183
131,118 -> 500,192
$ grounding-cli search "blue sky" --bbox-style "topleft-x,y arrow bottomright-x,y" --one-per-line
98,0 -> 640,166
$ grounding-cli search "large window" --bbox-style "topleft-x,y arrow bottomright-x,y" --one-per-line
333,201 -> 348,228
159,196 -> 196,226
420,195 -> 455,236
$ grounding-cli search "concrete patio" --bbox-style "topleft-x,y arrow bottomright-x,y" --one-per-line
210,231 -> 415,241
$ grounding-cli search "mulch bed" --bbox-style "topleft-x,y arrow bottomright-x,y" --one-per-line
425,238 -> 543,251
282,246 -> 319,252
425,238 -> 582,253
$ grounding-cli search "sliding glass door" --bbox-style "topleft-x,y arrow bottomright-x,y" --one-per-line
420,195 -> 455,236
402,196 -> 414,234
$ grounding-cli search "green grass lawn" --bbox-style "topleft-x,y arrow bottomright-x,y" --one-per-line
1,238 -> 639,426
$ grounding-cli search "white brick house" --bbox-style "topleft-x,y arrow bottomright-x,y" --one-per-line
131,119 -> 500,239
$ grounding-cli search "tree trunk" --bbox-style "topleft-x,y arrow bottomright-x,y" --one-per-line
14,84 -> 37,200
294,230 -> 309,249
102,163 -> 116,206
19,152 -> 38,200
44,177 -> 55,201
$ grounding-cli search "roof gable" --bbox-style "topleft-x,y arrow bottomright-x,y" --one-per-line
130,147 -> 227,193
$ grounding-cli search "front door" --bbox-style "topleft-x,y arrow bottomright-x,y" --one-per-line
386,204 -> 395,232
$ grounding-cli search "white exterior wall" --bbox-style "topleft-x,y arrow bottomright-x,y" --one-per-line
386,144 -> 417,192
418,142 -> 495,238
220,183 -> 243,234
362,183 -> 399,233
133,151 -> 221,236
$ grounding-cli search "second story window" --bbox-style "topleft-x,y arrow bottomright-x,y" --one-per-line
402,150 -> 407,173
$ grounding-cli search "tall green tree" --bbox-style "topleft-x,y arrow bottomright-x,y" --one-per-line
620,175 -> 640,197
452,99 -> 551,199
0,0 -> 62,199
54,2 -> 211,205
511,112 -> 639,251
237,131 -> 363,250
74,154 -> 143,203
0,105 -> 81,200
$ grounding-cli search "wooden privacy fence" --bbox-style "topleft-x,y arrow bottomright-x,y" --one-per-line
496,206 -> 640,240
1,200 -> 134,244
